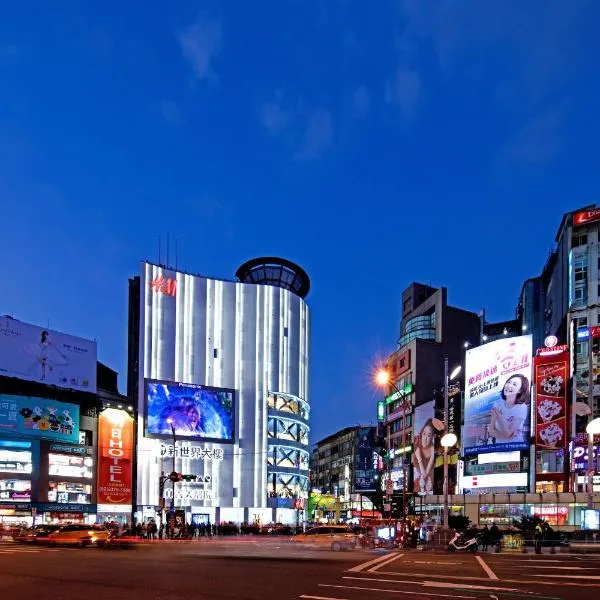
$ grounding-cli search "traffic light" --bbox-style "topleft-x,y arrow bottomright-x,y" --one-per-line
181,474 -> 197,481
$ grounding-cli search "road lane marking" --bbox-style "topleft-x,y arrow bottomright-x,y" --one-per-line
300,596 -> 351,600
320,583 -> 475,598
368,553 -> 404,572
532,574 -> 600,580
347,551 -> 402,573
475,555 -> 498,580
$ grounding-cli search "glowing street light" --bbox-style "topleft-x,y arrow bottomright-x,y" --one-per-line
441,432 -> 457,530
586,418 -> 600,435
375,369 -> 390,386
374,367 -> 409,533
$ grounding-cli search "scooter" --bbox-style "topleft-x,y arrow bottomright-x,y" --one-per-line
447,532 -> 480,552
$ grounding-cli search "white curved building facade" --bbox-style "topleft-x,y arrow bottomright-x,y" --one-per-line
132,260 -> 310,525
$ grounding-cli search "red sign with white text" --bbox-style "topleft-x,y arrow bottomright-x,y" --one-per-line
574,210 -> 600,227
97,409 -> 133,505
534,350 -> 569,450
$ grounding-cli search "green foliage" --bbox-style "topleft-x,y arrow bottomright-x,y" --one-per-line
448,514 -> 471,531
512,515 -> 553,534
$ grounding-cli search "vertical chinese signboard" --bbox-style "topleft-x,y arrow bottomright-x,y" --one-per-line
534,346 -> 569,450
97,408 -> 134,505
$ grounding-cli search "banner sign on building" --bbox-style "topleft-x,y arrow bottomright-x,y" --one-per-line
412,400 -> 435,494
0,394 -> 79,443
97,408 -> 133,506
463,335 -> 533,455
353,427 -> 377,492
534,348 -> 569,450
0,317 -> 97,392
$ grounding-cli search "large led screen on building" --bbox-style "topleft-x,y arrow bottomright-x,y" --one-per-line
463,335 -> 532,455
145,379 -> 234,442
0,394 -> 79,443
0,317 -> 97,392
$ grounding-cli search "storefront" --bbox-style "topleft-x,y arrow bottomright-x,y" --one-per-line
0,503 -> 33,528
36,502 -> 97,525
416,492 -> 600,531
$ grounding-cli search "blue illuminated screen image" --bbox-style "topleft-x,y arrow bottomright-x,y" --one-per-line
146,380 -> 234,442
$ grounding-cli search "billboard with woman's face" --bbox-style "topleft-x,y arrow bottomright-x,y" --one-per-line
412,400 -> 435,494
145,379 -> 234,442
463,335 -> 532,456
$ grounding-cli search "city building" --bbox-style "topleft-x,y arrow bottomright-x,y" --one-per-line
381,284 -> 481,500
129,257 -> 311,526
0,315 -> 133,528
309,425 -> 377,521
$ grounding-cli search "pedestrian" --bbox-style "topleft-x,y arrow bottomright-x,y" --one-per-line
489,524 -> 501,552
141,522 -> 148,540
534,523 -> 543,554
481,525 -> 490,552
159,524 -> 164,540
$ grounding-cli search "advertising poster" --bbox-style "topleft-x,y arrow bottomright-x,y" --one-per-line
0,317 -> 97,392
0,394 -> 79,443
354,427 -> 377,492
146,380 -> 234,442
463,335 -> 532,455
97,408 -> 134,505
412,400 -> 435,494
534,350 -> 569,450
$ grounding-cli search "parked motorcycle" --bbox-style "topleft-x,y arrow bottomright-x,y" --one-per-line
447,532 -> 480,553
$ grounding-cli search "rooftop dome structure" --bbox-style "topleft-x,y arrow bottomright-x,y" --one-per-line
235,257 -> 310,299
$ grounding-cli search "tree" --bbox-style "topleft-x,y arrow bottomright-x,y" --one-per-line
448,514 -> 471,531
512,515 -> 553,535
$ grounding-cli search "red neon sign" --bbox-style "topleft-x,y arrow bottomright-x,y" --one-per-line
574,209 -> 600,227
150,275 -> 176,297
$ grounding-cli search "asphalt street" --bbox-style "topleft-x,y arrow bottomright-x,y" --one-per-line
1,539 -> 600,600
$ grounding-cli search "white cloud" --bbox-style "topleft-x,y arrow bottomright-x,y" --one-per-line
500,107 -> 565,166
385,67 -> 421,118
296,109 -> 333,160
260,102 -> 290,136
259,98 -> 333,160
178,15 -> 222,81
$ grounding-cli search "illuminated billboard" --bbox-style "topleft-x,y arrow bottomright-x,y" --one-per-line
534,348 -> 569,450
463,335 -> 532,455
412,400 -> 435,494
146,379 -> 234,442
98,408 -> 134,505
353,427 -> 377,492
0,317 -> 96,392
0,395 -> 79,443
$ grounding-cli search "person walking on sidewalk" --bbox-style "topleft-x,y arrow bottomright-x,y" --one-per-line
534,523 -> 543,554
481,525 -> 490,552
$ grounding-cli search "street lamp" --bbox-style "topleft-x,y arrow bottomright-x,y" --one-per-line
443,360 -> 461,529
375,368 -> 410,536
166,418 -> 177,516
586,418 -> 600,504
441,433 -> 457,530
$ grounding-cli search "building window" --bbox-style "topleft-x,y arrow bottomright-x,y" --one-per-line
575,262 -> 588,282
213,348 -> 218,358
573,234 -> 588,247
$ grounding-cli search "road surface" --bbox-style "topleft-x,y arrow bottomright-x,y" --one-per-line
1,538 -> 599,599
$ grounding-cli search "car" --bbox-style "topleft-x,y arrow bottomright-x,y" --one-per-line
47,524 -> 111,547
291,525 -> 357,551
15,525 -> 61,544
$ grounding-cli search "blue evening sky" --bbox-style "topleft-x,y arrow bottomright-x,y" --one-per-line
2,2 -> 599,442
